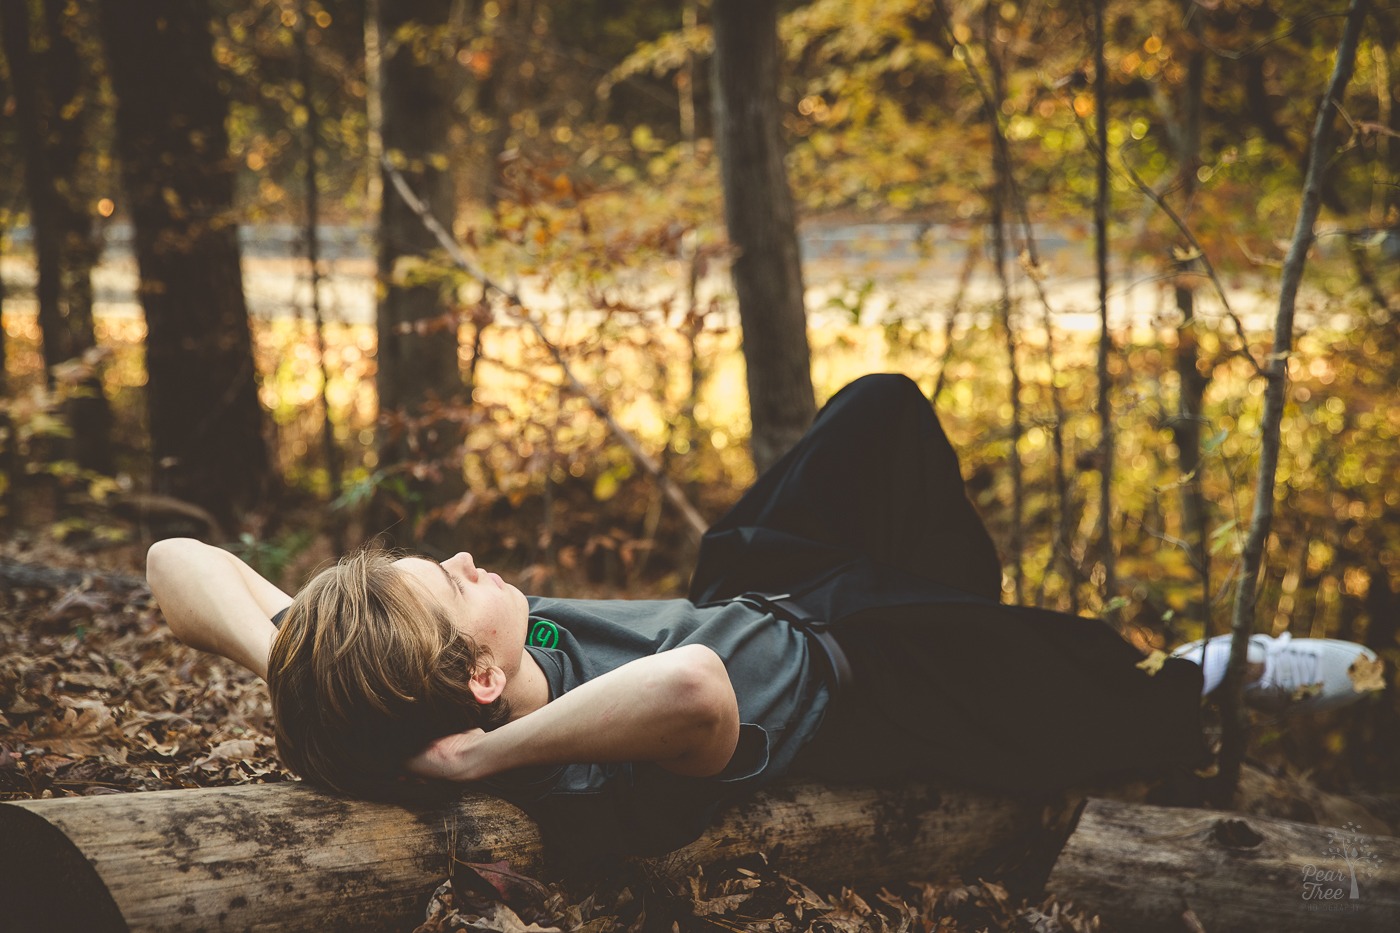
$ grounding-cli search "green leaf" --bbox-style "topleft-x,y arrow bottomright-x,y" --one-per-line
1209,519 -> 1240,555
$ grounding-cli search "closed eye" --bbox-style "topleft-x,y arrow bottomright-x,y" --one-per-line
437,562 -> 466,598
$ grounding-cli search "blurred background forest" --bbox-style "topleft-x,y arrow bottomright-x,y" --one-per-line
0,0 -> 1398,799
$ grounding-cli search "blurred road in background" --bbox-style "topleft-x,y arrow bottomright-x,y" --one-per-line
0,220 -> 1352,337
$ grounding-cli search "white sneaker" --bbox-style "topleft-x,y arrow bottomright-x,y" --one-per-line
1171,632 -> 1381,713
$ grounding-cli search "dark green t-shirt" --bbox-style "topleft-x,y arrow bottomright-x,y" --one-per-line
491,595 -> 831,853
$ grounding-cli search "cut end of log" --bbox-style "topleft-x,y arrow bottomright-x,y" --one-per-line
0,804 -> 128,933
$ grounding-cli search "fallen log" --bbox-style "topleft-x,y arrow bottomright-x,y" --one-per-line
1047,797 -> 1400,932
0,778 -> 1047,932
0,557 -> 147,593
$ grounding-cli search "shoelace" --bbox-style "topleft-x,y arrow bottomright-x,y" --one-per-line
1255,633 -> 1322,697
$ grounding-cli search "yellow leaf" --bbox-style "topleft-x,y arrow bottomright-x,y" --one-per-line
1136,649 -> 1168,676
593,471 -> 619,501
1348,656 -> 1386,694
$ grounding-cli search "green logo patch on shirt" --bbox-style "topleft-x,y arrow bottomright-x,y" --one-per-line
527,618 -> 560,649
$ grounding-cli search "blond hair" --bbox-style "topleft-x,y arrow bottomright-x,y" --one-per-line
267,549 -> 510,797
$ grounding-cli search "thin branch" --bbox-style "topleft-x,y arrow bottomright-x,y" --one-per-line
932,234 -> 980,403
1116,143 -> 1266,376
1054,80 -> 1268,376
381,155 -> 710,544
1196,7 -> 1354,61
1214,0 -> 1370,806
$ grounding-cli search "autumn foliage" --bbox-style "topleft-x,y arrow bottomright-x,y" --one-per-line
2,0 -> 1400,927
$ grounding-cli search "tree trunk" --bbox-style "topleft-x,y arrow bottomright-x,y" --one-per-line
1388,19 -> 1400,229
0,0 -> 111,472
1092,0 -> 1117,607
374,0 -> 469,555
295,1 -> 343,556
473,0 -> 526,207
1170,9 -> 1213,636
0,779 -> 1049,932
1047,798 -> 1400,932
94,0 -> 269,529
983,3 -> 1023,605
0,224 -> 7,393
711,0 -> 815,474
0,179 -> 10,523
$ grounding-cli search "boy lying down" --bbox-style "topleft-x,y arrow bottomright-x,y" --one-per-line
147,375 -> 1378,852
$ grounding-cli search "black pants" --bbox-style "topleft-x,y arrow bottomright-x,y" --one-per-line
689,374 -> 1205,793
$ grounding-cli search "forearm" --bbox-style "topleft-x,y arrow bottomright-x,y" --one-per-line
146,538 -> 291,679
419,645 -> 741,781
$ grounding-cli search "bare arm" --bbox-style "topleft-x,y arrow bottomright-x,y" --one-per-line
145,538 -> 291,680
408,644 -> 741,781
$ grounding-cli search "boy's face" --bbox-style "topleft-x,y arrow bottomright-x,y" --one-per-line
393,552 -> 531,679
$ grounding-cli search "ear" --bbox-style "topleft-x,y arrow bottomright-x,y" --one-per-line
468,665 -> 506,705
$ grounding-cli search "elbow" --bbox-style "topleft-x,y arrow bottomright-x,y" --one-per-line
146,538 -> 202,632
666,645 -> 734,720
146,538 -> 195,593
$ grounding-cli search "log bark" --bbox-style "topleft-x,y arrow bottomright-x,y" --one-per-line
0,779 -> 1046,932
1047,798 -> 1400,932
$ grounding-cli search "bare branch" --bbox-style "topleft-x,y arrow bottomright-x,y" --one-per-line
381,156 -> 710,544
1116,145 -> 1267,377
1214,0 -> 1370,806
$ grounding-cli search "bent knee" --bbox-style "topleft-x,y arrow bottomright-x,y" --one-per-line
822,373 -> 928,420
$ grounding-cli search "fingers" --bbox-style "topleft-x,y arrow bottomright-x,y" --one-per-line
404,729 -> 485,781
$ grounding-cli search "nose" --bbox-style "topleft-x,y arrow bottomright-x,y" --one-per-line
445,552 -> 479,581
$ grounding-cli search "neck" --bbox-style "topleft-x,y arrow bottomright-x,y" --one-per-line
503,649 -> 550,719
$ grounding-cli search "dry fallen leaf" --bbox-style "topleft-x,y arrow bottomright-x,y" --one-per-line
1135,650 -> 1168,676
208,739 -> 259,760
463,859 -> 552,907
1348,656 -> 1386,694
30,702 -> 122,756
58,671 -> 120,691
691,892 -> 755,917
459,903 -> 560,932
44,589 -> 114,624
7,696 -> 42,715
